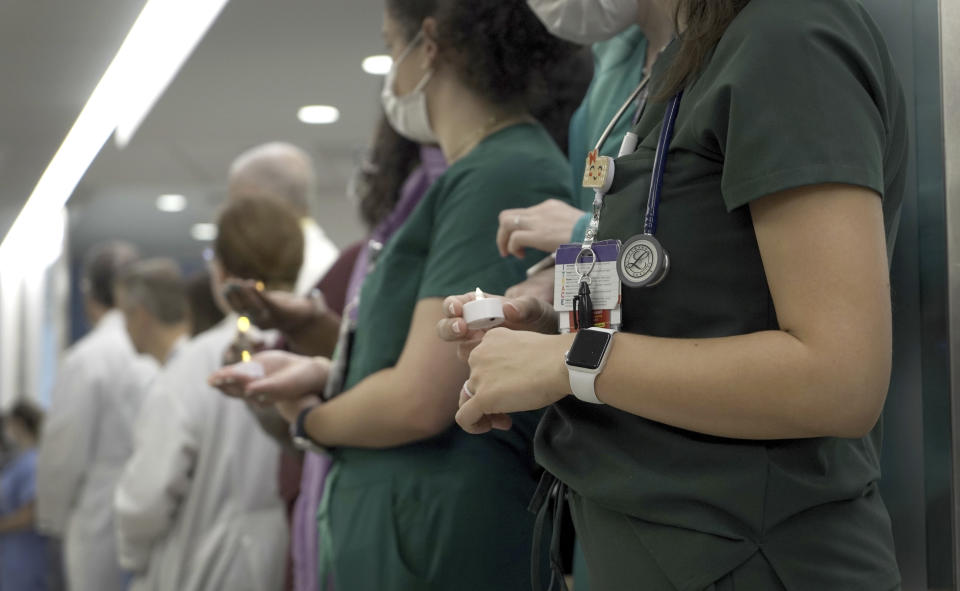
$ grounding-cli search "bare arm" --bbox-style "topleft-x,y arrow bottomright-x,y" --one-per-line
458,184 -> 892,440
300,298 -> 467,448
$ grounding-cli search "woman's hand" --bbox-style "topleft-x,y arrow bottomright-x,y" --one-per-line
223,279 -> 326,334
496,199 -> 586,258
455,328 -> 572,434
436,291 -> 559,360
209,350 -> 330,404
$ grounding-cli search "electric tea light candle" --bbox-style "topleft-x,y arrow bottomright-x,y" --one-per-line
462,288 -> 505,330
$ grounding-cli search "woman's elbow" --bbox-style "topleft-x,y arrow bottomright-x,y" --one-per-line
404,394 -> 457,441
823,363 -> 891,439
829,396 -> 885,439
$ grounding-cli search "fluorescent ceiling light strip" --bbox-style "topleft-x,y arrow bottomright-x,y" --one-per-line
115,0 -> 230,148
0,0 -> 230,268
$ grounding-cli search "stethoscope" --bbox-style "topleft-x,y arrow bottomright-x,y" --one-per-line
576,73 -> 683,290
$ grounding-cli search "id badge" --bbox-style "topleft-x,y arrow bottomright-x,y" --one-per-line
554,239 -> 622,333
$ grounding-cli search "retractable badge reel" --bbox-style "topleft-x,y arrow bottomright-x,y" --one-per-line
574,150 -> 616,329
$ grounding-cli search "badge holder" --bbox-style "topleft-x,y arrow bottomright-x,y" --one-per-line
554,240 -> 621,333
554,149 -> 622,334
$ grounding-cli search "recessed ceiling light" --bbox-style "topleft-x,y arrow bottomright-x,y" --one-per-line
362,55 -> 393,75
156,193 -> 187,212
297,105 -> 340,125
191,223 -> 217,241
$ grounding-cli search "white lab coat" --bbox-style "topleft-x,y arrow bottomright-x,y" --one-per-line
115,317 -> 287,591
36,309 -> 158,591
294,217 -> 339,296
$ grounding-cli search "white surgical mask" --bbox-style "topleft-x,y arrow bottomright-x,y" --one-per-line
381,31 -> 436,144
526,0 -> 638,44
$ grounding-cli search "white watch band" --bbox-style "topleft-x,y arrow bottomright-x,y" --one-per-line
567,327 -> 615,405
569,369 -> 603,404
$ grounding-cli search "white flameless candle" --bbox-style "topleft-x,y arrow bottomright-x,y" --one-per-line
234,350 -> 264,379
462,287 -> 505,330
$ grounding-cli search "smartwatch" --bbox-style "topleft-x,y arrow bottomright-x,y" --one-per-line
564,327 -> 615,404
290,404 -> 325,454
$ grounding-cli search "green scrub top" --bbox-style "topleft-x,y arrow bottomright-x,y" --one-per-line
536,1 -> 908,590
570,27 -> 649,242
325,123 -> 573,591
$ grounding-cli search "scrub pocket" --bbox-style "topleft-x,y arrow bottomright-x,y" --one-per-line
325,478 -> 428,591
324,455 -> 539,591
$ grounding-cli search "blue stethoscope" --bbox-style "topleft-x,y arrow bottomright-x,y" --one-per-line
578,74 -> 683,290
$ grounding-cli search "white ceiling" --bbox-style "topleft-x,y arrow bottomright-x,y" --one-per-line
4,0 -> 389,263
0,0 -> 149,240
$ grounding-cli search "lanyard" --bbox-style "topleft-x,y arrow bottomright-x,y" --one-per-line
592,73 -> 652,155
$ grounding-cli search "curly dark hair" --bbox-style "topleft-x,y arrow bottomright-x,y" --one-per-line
385,0 -> 579,107
356,116 -> 422,230
527,46 -> 593,153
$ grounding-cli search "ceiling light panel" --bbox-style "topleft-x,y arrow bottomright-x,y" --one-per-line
362,55 -> 392,75
297,105 -> 340,125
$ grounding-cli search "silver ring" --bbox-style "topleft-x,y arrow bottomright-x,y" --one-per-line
514,216 -> 522,230
462,381 -> 475,399
256,394 -> 266,403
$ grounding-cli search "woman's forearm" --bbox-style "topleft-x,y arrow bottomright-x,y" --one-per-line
303,298 -> 468,448
591,329 -> 888,440
304,365 -> 461,448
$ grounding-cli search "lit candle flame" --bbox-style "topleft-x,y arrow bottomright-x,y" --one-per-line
474,287 -> 484,300
241,350 -> 251,363
237,315 -> 251,333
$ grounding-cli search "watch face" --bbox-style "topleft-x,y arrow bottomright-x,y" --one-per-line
566,329 -> 613,370
618,233 -> 668,288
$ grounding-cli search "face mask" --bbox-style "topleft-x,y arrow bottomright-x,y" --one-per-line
527,0 -> 638,44
381,31 -> 437,144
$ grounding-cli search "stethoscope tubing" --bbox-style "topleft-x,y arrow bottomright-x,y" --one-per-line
644,91 -> 683,236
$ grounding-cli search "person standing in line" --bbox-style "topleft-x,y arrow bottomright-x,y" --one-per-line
114,196 -> 301,591
36,241 -> 157,591
215,117 -> 446,591
212,1 -> 578,588
228,142 -> 340,296
0,401 -> 49,591
115,258 -> 190,367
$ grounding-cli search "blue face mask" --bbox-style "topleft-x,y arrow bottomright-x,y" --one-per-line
526,0 -> 638,44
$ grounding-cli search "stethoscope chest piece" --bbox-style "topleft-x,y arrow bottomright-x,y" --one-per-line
617,233 -> 669,288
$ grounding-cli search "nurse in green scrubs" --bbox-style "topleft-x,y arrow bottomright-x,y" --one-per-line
441,0 -> 907,589
223,2 -> 576,590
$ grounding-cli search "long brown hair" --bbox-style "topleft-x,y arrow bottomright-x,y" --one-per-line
356,116 -> 421,231
657,0 -> 752,97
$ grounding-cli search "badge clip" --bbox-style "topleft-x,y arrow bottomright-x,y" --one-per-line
582,150 -> 615,193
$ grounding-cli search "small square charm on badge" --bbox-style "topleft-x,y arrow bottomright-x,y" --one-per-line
582,150 -> 611,189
